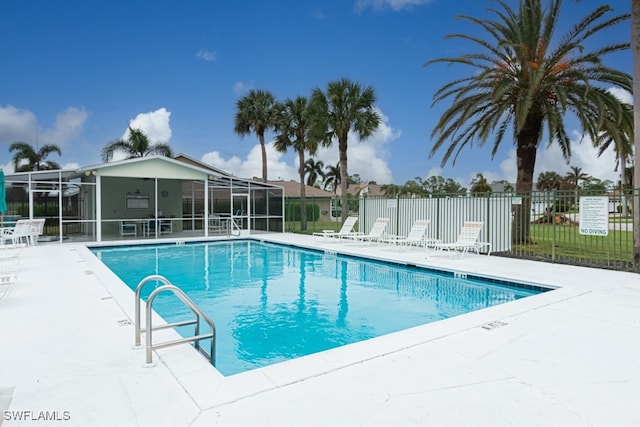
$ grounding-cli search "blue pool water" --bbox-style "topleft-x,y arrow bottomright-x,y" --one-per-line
91,240 -> 545,376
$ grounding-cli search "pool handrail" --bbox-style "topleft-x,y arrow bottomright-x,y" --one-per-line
134,274 -> 216,366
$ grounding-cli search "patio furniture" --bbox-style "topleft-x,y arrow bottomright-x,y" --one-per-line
120,221 -> 138,237
146,218 -> 173,236
433,221 -> 488,257
28,218 -> 45,245
313,216 -> 361,239
381,219 -> 430,248
347,217 -> 389,245
1,219 -> 32,246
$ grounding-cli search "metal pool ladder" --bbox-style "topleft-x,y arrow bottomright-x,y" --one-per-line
134,275 -> 216,366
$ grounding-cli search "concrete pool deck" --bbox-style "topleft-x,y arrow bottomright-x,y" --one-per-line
1,233 -> 639,426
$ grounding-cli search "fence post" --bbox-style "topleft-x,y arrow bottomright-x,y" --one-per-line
485,191 -> 491,245
551,189 -> 557,263
436,196 -> 441,240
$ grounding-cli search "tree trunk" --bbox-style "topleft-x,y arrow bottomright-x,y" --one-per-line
513,124 -> 539,244
621,152 -> 629,217
632,0 -> 640,269
259,133 -> 267,182
298,151 -> 307,230
339,134 -> 349,223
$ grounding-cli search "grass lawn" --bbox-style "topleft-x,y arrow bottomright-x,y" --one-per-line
513,224 -> 633,263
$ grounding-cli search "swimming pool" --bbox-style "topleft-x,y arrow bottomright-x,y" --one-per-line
91,240 -> 546,376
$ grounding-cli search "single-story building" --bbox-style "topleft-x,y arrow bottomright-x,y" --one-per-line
2,155 -> 284,242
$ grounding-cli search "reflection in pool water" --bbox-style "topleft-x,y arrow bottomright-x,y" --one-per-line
92,240 -> 542,376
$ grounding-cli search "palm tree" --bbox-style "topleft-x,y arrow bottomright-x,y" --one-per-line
381,183 -> 403,197
234,89 -> 276,182
536,171 -> 561,191
470,173 -> 493,196
9,142 -> 62,171
426,0 -> 631,243
323,163 -> 341,193
304,158 -> 325,187
493,179 -> 515,193
273,96 -> 322,230
101,127 -> 173,162
565,166 -> 591,190
310,78 -> 380,222
594,103 -> 633,215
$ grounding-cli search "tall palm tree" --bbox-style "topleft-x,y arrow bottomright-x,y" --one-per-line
9,141 -> 62,171
594,103 -> 633,215
323,163 -> 341,193
273,96 -> 322,231
565,166 -> 591,190
310,78 -> 380,222
426,0 -> 631,243
101,127 -> 173,162
234,89 -> 276,182
304,158 -> 325,187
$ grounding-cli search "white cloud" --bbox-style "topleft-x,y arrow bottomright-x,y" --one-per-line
0,105 -> 88,170
202,143 -> 298,181
312,108 -> 398,184
40,107 -> 89,148
0,105 -> 37,144
196,49 -> 217,62
608,87 -> 633,104
233,81 -> 253,96
425,166 -> 442,179
356,0 -> 433,12
201,107 -> 399,185
496,129 -> 622,186
124,108 -> 172,143
61,161 -> 81,170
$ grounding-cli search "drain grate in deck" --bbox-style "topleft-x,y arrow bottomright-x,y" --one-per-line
481,320 -> 507,330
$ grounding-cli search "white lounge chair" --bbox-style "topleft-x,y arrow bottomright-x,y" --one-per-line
433,221 -> 490,257
1,219 -> 32,246
347,217 -> 389,245
28,218 -> 45,245
313,216 -> 361,239
382,219 -> 430,248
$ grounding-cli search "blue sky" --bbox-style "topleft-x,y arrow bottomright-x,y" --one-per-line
0,0 -> 632,187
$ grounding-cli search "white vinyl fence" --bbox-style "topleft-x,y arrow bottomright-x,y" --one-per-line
359,195 -> 513,253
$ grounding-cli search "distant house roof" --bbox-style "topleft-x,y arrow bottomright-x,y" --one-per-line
268,180 -> 334,198
341,183 -> 385,197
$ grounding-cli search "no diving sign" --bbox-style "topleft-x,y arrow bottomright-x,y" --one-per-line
579,196 -> 609,236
